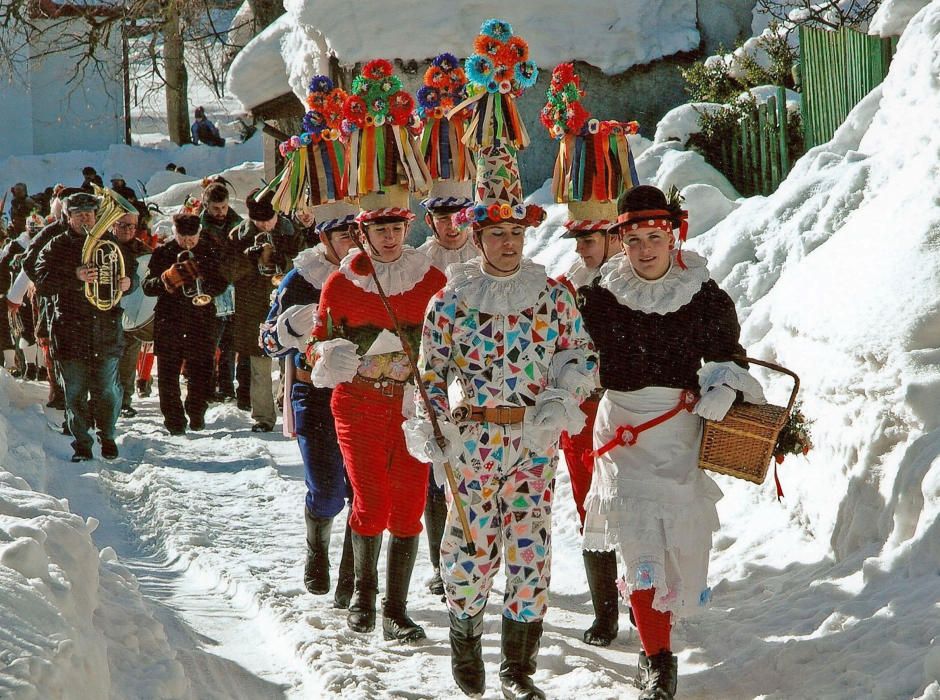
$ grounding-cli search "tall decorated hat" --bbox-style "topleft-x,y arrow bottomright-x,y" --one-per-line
448,19 -> 539,152
416,52 -> 475,213
266,75 -> 350,214
342,59 -> 431,222
453,143 -> 544,231
541,63 -> 641,236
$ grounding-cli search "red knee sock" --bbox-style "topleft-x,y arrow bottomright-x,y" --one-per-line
630,588 -> 672,655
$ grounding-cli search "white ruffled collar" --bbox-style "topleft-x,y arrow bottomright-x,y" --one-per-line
417,237 -> 478,276
564,257 -> 601,290
446,258 -> 548,315
293,245 -> 337,289
339,246 -> 432,296
598,250 -> 709,314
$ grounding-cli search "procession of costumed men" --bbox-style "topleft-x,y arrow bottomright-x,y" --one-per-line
256,18 -> 771,700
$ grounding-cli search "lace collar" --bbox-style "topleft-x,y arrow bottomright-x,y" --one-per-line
292,245 -> 337,289
564,257 -> 602,290
598,250 -> 709,314
446,258 -> 548,315
338,246 -> 432,296
417,237 -> 478,276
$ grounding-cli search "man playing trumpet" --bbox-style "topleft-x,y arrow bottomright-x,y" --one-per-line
143,213 -> 227,435
33,192 -> 135,462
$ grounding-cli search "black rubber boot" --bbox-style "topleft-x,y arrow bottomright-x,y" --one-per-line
637,651 -> 678,700
347,532 -> 382,632
333,518 -> 355,609
381,535 -> 426,643
449,610 -> 485,697
634,650 -> 650,689
498,617 -> 545,700
304,510 -> 333,595
424,485 -> 447,595
582,550 -> 619,646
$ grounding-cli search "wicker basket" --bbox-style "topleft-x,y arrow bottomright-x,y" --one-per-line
698,356 -> 800,484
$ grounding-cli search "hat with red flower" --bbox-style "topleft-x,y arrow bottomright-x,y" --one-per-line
541,63 -> 641,237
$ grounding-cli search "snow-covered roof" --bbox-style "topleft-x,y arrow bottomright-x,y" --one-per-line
229,1 -> 700,110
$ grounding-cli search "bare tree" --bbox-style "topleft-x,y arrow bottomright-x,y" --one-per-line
755,0 -> 881,31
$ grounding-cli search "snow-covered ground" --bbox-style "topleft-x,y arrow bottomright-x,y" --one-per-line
3,1 -> 940,698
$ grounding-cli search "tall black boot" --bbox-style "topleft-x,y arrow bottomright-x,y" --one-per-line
333,518 -> 355,609
637,651 -> 678,700
347,532 -> 382,633
449,610 -> 485,697
582,550 -> 619,646
424,485 -> 447,595
499,617 -> 545,700
304,510 -> 333,595
381,535 -> 426,643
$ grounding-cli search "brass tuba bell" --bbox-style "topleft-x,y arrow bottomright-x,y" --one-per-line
81,185 -> 136,311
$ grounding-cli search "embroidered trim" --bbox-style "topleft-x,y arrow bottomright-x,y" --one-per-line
598,249 -> 709,314
445,258 -> 548,315
338,245 -> 432,296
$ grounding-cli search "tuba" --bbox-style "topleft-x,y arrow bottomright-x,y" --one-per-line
82,185 -> 136,311
177,250 -> 213,306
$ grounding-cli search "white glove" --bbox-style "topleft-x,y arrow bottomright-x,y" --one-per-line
275,303 -> 318,351
522,399 -> 570,453
550,349 -> 597,397
403,417 -> 464,487
309,338 -> 360,388
694,385 -> 737,421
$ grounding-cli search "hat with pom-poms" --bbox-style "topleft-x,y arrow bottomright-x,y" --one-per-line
343,59 -> 431,204
541,63 -> 641,236
266,75 -> 349,214
456,142 -> 544,230
448,19 -> 538,151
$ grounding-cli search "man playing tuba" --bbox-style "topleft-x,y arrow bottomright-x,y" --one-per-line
33,191 -> 135,462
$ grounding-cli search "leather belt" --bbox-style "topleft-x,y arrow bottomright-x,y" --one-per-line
463,405 -> 528,425
350,373 -> 407,398
294,366 -> 313,385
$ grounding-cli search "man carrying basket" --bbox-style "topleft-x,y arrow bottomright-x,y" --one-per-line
577,185 -> 766,700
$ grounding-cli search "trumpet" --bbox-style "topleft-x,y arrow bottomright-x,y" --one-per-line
252,231 -> 288,286
81,186 -> 135,311
177,250 -> 213,306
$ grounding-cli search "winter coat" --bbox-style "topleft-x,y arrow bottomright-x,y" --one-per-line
228,216 -> 296,356
191,118 -> 225,147
142,238 -> 228,355
33,228 -> 138,362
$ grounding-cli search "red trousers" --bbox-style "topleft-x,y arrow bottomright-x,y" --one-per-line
559,396 -> 601,525
331,382 -> 428,538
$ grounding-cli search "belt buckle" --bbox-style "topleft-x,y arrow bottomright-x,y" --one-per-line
495,405 -> 514,425
379,380 -> 396,398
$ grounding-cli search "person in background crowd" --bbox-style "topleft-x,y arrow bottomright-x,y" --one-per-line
143,213 -> 227,435
1,212 -> 44,379
113,208 -> 150,417
8,183 -> 38,235
34,191 -> 135,461
191,106 -> 226,147
109,174 -> 138,202
80,167 -> 103,194
229,188 -> 296,432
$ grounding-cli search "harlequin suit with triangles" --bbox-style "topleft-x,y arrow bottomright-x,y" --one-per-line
413,258 -> 597,622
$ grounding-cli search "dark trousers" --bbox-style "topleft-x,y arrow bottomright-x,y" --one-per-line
213,317 -> 235,394
60,356 -> 120,450
235,353 -> 251,404
157,343 -> 213,431
293,381 -> 349,517
118,335 -> 142,409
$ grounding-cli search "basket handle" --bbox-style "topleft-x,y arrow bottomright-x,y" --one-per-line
730,355 -> 800,413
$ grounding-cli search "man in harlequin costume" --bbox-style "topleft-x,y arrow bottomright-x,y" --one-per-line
304,57 -> 441,643
260,199 -> 358,607
540,62 -> 642,648
405,142 -> 598,700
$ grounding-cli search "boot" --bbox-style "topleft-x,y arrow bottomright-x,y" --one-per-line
424,485 -> 447,595
634,650 -> 650,689
637,651 -> 677,700
382,535 -> 426,642
449,610 -> 485,696
499,617 -> 545,700
347,532 -> 382,632
25,363 -> 39,381
333,519 -> 355,609
304,510 -> 332,595
582,550 -> 619,646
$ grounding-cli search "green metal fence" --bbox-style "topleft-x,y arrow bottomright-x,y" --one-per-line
799,26 -> 898,149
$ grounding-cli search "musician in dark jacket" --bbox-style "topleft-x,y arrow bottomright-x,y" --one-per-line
33,192 -> 135,462
143,213 -> 227,435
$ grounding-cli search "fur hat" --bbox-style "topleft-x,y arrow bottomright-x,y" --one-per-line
172,213 -> 201,236
65,192 -> 99,212
246,188 -> 276,222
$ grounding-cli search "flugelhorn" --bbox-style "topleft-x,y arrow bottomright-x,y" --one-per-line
177,250 -> 213,306
82,185 -> 136,311
253,231 -> 288,286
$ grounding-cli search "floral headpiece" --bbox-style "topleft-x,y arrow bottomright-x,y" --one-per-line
417,53 -> 467,120
448,19 -> 537,151
342,59 -> 431,199
265,74 -> 350,213
541,63 -> 641,221
417,53 -> 475,184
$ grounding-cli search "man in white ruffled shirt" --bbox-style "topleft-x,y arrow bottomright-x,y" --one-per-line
416,186 -> 478,276
405,144 -> 598,700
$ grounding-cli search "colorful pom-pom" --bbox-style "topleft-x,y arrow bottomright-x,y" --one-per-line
308,75 -> 334,94
480,18 -> 513,42
514,61 -> 538,89
465,54 -> 495,84
362,59 -> 393,80
350,251 -> 375,276
433,52 -> 459,70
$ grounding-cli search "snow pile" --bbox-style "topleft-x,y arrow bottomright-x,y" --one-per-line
226,14 -> 295,112
871,0 -> 933,35
0,375 -> 187,700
